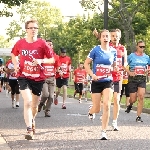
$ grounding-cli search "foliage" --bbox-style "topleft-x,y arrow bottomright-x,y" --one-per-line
0,0 -> 29,17
6,0 -> 62,40
0,0 -> 28,6
0,35 -> 11,48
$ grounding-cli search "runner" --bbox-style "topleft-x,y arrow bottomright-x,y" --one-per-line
54,48 -> 72,109
73,62 -> 87,103
38,40 -> 60,117
7,60 -> 20,108
120,66 -> 130,112
110,29 -> 127,131
11,19 -> 54,140
84,29 -> 117,140
124,40 -> 149,122
82,75 -> 91,102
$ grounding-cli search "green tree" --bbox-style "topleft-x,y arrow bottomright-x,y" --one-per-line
0,0 -> 29,17
0,35 -> 11,48
6,1 -> 62,40
80,0 -> 148,52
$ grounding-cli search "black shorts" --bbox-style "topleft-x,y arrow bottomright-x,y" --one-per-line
128,81 -> 146,93
17,77 -> 44,96
9,79 -> 20,95
113,81 -> 122,93
74,83 -> 83,95
91,81 -> 113,93
120,84 -> 130,97
56,77 -> 69,88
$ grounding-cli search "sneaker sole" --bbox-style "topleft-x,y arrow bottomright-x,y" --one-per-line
100,137 -> 107,140
113,128 -> 119,131
25,134 -> 33,140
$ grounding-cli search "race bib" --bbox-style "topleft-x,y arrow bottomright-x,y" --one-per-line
22,61 -> 40,78
43,64 -> 55,77
96,64 -> 111,79
135,66 -> 145,75
61,63 -> 68,74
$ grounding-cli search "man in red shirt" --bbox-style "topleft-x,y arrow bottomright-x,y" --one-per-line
73,62 -> 87,103
54,48 -> 71,109
11,19 -> 54,140
38,40 -> 60,117
110,29 -> 127,131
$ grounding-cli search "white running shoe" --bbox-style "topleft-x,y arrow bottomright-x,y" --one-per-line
88,105 -> 95,120
16,101 -> 19,108
100,131 -> 107,140
112,122 -> 119,131
79,99 -> 82,103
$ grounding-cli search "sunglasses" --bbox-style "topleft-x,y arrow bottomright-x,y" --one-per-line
139,46 -> 145,48
27,27 -> 38,29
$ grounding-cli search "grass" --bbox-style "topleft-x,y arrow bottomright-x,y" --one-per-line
66,82 -> 150,109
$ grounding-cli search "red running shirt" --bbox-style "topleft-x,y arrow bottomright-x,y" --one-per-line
109,43 -> 125,82
74,68 -> 87,83
55,56 -> 71,79
11,38 -> 54,81
43,53 -> 60,77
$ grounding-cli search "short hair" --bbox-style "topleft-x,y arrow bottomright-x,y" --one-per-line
46,39 -> 52,43
93,29 -> 109,39
136,40 -> 145,45
110,29 -> 121,38
25,19 -> 38,29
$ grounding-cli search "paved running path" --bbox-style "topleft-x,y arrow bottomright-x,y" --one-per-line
0,90 -> 150,150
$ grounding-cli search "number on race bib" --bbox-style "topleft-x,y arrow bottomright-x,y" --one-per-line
96,65 -> 111,79
135,66 -> 145,75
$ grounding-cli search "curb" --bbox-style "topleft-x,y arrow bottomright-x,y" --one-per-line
62,94 -> 150,114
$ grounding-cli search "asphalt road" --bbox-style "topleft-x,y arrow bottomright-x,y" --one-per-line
0,90 -> 150,150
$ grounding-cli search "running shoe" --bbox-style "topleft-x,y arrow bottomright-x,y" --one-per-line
88,105 -> 95,120
136,116 -> 143,122
100,131 -> 107,140
112,122 -> 119,131
25,127 -> 33,140
79,99 -> 82,103
16,101 -> 19,108
62,104 -> 66,109
45,110 -> 51,117
125,105 -> 132,113
54,97 -> 58,105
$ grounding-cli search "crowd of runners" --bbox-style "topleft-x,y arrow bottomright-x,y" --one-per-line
0,19 -> 150,141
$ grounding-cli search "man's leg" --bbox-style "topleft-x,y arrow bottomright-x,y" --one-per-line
112,81 -> 121,131
54,77 -> 62,105
45,77 -> 55,117
62,78 -> 69,109
38,81 -> 49,112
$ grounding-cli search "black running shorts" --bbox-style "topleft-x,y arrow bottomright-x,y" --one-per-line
56,77 -> 69,88
128,81 -> 146,93
113,81 -> 122,93
74,83 -> 83,95
17,77 -> 44,96
91,81 -> 113,93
